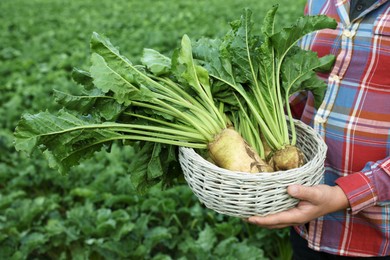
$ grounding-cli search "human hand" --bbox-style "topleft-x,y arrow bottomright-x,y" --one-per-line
247,184 -> 349,229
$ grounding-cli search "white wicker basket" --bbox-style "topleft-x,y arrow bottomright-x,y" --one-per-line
179,120 -> 327,218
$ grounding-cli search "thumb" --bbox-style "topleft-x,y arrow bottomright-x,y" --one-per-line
287,184 -> 320,202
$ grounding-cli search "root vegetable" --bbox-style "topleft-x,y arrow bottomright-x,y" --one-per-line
272,145 -> 305,171
208,128 -> 273,173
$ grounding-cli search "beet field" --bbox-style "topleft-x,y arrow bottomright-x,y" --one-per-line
1,0 -> 305,259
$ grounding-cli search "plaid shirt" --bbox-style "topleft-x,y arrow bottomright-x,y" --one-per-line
291,0 -> 390,257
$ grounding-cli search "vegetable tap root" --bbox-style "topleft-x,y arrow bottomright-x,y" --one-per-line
271,145 -> 305,171
208,128 -> 274,173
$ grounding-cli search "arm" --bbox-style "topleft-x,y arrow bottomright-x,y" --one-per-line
336,157 -> 390,214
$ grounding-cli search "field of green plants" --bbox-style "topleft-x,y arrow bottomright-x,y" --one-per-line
1,0 -> 306,259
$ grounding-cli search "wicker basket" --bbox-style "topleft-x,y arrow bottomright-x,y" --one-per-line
179,120 -> 327,218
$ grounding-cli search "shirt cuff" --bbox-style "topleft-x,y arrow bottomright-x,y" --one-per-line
335,172 -> 378,214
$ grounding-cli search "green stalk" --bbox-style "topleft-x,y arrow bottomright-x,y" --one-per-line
234,97 -> 264,158
210,74 -> 282,150
151,91 -> 223,134
244,19 -> 283,147
110,129 -> 205,142
117,135 -> 207,148
153,76 -> 226,130
108,51 -> 222,133
122,112 -> 207,135
71,135 -> 207,151
273,36 -> 315,147
264,14 -> 279,126
102,53 -> 221,135
154,98 -> 221,139
132,99 -> 216,142
285,92 -> 296,145
151,76 -> 202,105
275,61 -> 290,146
179,35 -> 227,129
35,123 -> 209,148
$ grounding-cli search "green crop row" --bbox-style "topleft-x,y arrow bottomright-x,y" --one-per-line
0,0 -> 305,258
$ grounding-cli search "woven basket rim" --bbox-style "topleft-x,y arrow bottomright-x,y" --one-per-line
179,120 -> 327,181
179,147 -> 322,181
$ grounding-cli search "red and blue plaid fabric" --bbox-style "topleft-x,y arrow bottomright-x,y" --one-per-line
291,0 -> 390,257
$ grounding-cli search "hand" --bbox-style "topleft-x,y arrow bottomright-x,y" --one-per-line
247,184 -> 350,229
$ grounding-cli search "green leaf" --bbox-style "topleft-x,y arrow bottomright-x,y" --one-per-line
192,38 -> 241,107
196,225 -> 217,252
300,74 -> 329,109
14,110 -> 121,174
214,237 -> 265,260
192,38 -> 226,79
20,232 -> 48,255
90,32 -> 134,72
221,9 -> 261,86
194,8 -> 337,149
113,222 -> 136,241
315,54 -> 336,73
281,48 -> 334,108
96,209 -> 117,236
90,53 -> 152,105
70,187 -> 97,198
173,34 -> 212,99
271,14 -> 338,60
90,33 -> 161,105
152,254 -> 173,260
147,143 -> 164,179
261,4 -> 278,36
141,48 -> 171,76
97,240 -> 133,258
128,142 -> 180,193
256,6 -> 279,115
54,90 -> 124,121
71,68 -> 95,91
219,9 -> 282,148
214,221 -> 242,237
45,219 -> 67,237
129,142 -> 159,193
145,226 -> 172,249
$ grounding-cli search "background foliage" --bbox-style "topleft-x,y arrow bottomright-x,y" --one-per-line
1,0 -> 305,259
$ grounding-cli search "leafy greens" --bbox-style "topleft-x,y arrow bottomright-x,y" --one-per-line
192,5 -> 336,153
14,6 -> 337,191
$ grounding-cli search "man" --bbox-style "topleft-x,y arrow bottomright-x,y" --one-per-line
248,0 -> 390,258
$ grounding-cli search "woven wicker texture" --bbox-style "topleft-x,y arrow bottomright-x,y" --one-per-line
179,120 -> 327,218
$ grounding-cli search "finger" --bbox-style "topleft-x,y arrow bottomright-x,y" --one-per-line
249,218 -> 307,229
287,184 -> 322,203
247,209 -> 301,227
259,223 -> 292,229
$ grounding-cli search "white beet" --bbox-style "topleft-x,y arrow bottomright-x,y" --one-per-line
208,128 -> 274,173
272,145 -> 305,171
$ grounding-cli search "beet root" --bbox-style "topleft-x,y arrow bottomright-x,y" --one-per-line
208,128 -> 274,173
271,145 -> 305,171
